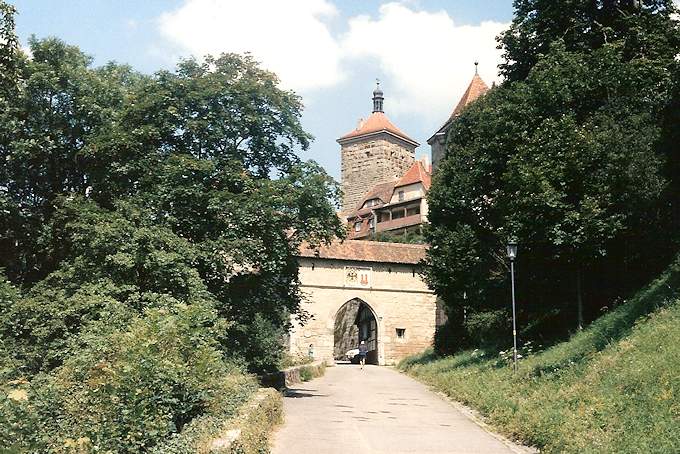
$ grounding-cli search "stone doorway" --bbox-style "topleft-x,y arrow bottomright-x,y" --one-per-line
333,298 -> 379,364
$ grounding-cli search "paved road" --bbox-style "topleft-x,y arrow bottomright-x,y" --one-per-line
271,363 -> 524,454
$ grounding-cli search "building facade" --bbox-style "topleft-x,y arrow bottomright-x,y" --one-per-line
290,241 -> 443,365
346,159 -> 431,240
338,83 -> 419,216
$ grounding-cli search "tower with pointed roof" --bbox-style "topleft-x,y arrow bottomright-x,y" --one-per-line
428,63 -> 490,169
338,82 -> 419,215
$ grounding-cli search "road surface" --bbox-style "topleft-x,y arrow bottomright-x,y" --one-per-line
271,363 -> 529,454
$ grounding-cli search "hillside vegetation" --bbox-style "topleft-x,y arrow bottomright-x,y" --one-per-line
400,256 -> 680,454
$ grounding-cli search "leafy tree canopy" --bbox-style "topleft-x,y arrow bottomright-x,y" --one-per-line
428,2 -> 680,350
499,0 -> 680,81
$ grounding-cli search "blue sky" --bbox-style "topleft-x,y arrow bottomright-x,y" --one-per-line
11,0 -> 514,179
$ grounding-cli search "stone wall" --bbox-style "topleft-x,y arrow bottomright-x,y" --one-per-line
333,298 -> 360,358
430,135 -> 445,171
340,134 -> 415,214
291,256 -> 441,365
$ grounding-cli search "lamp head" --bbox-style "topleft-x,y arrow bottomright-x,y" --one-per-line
506,240 -> 518,261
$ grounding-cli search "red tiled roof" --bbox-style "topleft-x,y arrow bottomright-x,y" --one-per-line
338,112 -> 419,146
395,161 -> 431,190
298,240 -> 427,264
450,73 -> 489,118
428,73 -> 490,144
354,180 -> 395,213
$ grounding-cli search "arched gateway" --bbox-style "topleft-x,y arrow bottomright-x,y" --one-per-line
288,241 -> 445,365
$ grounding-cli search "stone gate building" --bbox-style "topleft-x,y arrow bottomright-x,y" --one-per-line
288,241 -> 444,365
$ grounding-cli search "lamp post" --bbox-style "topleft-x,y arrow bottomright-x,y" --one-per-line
506,240 -> 518,373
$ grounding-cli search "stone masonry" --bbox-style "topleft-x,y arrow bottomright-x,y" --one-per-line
339,135 -> 415,214
292,241 -> 442,365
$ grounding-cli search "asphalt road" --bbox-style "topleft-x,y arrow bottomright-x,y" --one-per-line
271,363 -> 527,454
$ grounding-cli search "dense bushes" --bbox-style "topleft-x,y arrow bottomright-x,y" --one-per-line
1,303 -> 258,452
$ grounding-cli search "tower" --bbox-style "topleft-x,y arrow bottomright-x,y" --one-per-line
338,82 -> 419,214
428,62 -> 490,170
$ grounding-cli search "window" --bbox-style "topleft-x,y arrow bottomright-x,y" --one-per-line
398,191 -> 405,202
396,328 -> 406,339
392,209 -> 405,220
354,221 -> 362,232
363,198 -> 380,209
377,211 -> 390,223
406,205 -> 421,216
369,217 -> 375,229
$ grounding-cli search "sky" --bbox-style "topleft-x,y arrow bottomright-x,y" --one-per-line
10,0 -> 514,179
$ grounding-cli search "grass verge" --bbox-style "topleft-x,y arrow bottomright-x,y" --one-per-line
399,257 -> 680,454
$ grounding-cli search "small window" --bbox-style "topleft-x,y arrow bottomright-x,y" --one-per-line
398,191 -> 405,201
354,221 -> 362,232
396,328 -> 406,339
377,211 -> 389,223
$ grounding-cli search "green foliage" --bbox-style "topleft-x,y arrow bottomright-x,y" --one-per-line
1,305 -> 257,453
400,256 -> 680,453
427,3 -> 680,349
371,230 -> 426,244
150,388 -> 282,454
464,309 -> 510,347
278,354 -> 313,369
299,362 -> 326,382
0,12 -> 342,450
499,0 -> 680,82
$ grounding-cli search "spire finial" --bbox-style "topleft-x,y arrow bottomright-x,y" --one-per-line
474,61 -> 479,75
372,78 -> 384,113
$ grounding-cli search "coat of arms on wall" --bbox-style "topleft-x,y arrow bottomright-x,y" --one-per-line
344,266 -> 372,288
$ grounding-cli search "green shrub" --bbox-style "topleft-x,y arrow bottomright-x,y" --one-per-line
1,304 -> 257,453
151,388 -> 282,454
278,353 -> 313,369
464,309 -> 510,347
299,362 -> 326,382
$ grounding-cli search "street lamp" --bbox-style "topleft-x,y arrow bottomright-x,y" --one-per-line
506,240 -> 518,373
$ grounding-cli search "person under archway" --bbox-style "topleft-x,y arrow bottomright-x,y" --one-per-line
358,340 -> 368,369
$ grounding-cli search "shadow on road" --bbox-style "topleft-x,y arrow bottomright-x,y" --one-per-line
283,388 -> 328,398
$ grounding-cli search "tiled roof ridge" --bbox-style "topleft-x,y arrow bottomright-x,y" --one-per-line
450,73 -> 489,119
427,73 -> 490,144
338,111 -> 419,145
298,240 -> 428,265
395,160 -> 431,189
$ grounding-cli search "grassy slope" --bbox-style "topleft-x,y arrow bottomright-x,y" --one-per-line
399,258 -> 680,454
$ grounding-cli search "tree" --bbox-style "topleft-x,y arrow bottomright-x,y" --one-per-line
499,0 -> 680,82
1,36 -> 343,372
427,38 -> 678,348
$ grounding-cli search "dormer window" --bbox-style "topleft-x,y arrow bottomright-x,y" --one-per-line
363,198 -> 381,209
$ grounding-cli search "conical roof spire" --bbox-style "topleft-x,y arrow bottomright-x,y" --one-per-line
372,79 -> 384,113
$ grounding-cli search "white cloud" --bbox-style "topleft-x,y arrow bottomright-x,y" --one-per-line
155,1 -> 508,122
341,3 -> 507,122
157,0 -> 343,92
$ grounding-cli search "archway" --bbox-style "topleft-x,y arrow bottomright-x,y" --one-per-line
333,298 -> 379,364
